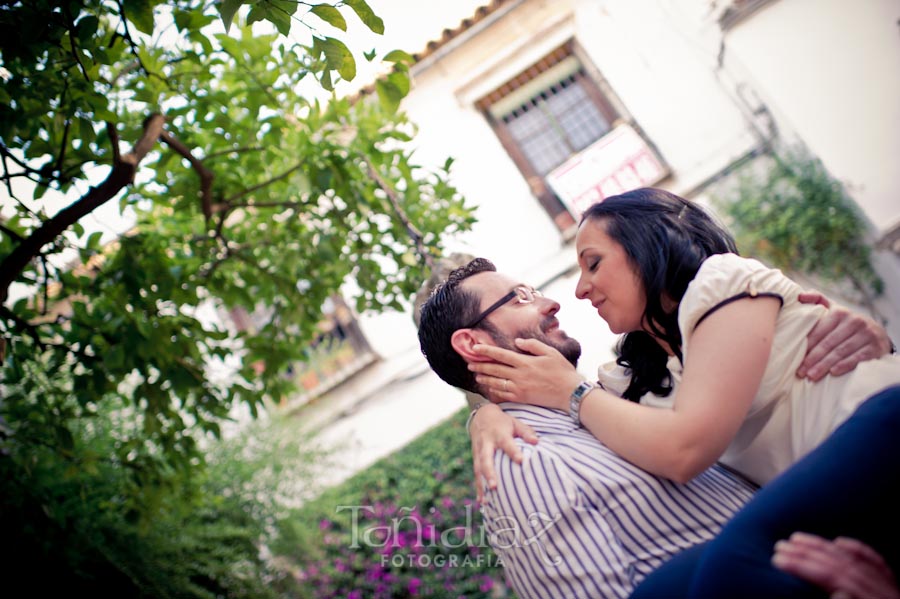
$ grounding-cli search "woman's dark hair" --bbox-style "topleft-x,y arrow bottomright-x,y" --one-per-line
581,188 -> 738,402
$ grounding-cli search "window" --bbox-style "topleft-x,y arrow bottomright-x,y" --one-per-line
477,41 -> 621,231
229,295 -> 373,399
498,66 -> 610,176
291,295 -> 374,396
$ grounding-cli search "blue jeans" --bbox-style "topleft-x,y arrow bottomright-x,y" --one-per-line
631,385 -> 900,599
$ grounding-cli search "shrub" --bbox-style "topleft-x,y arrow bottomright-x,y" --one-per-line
272,408 -> 514,598
0,396 -> 321,598
713,147 -> 884,319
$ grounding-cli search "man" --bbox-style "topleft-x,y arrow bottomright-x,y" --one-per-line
417,258 -> 894,598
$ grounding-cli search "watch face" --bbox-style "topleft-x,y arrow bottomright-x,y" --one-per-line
572,381 -> 593,399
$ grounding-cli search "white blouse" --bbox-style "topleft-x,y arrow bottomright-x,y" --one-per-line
597,253 -> 900,485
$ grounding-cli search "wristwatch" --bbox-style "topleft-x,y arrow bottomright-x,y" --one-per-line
569,381 -> 596,425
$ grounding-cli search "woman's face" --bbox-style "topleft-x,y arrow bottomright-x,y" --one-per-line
574,217 -> 647,334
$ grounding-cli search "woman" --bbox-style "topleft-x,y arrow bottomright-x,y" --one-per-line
467,188 -> 900,597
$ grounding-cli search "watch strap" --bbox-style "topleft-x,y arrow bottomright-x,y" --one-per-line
569,381 -> 596,425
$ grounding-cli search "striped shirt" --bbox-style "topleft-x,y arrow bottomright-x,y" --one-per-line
481,404 -> 758,598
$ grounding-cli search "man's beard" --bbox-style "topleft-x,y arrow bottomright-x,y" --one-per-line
486,317 -> 582,366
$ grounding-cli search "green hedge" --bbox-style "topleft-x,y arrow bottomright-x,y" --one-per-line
0,396 -> 282,599
271,407 -> 515,598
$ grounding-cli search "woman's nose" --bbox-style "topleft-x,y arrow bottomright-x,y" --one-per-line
575,276 -> 590,300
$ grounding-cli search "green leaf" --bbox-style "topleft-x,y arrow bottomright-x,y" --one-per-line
310,4 -> 347,31
123,0 -> 155,36
320,67 -> 334,91
375,79 -> 403,114
387,70 -> 410,97
57,425 -> 75,451
217,0 -> 244,32
107,344 -> 125,369
75,15 -> 100,43
322,37 -> 355,80
266,9 -> 293,35
343,0 -> 384,34
364,48 -> 377,62
86,231 -> 103,249
78,118 -> 95,146
33,182 -> 49,201
383,49 -> 414,64
246,4 -> 268,25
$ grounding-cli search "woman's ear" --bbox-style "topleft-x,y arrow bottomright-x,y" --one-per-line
661,291 -> 678,314
451,328 -> 495,362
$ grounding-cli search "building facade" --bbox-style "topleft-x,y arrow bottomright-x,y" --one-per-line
308,0 -> 900,407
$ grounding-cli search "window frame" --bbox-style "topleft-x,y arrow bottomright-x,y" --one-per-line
476,40 -> 623,233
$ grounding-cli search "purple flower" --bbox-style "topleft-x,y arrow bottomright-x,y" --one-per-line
319,519 -> 331,530
422,525 -> 435,541
365,567 -> 384,582
408,577 -> 422,594
348,591 -> 362,599
480,577 -> 494,592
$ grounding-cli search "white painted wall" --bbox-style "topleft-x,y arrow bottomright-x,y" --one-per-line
573,0 -> 759,193
724,0 -> 900,234
355,0 -> 900,361
721,0 -> 900,338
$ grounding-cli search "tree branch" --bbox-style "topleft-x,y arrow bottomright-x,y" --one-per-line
0,147 -> 13,200
107,121 -> 121,164
204,145 -> 265,160
0,141 -> 43,175
115,0 -> 151,78
39,255 -> 50,316
159,130 -> 215,222
225,200 -> 308,210
0,224 -> 25,243
223,162 -> 305,205
0,114 -> 166,305
62,3 -> 91,81
364,162 -> 435,271
109,59 -> 141,88
0,306 -> 47,350
55,116 -> 72,177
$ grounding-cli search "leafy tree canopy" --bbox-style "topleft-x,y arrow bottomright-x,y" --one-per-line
0,0 -> 473,515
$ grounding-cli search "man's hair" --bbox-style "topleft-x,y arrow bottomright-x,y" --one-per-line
417,258 -> 497,393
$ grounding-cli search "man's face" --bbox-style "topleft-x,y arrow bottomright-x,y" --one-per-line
461,271 -> 582,366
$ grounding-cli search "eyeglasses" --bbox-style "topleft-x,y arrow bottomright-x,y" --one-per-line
463,285 -> 543,329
